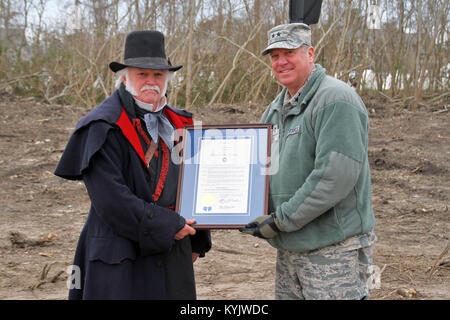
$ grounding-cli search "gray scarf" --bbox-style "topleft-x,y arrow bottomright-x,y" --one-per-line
134,98 -> 174,150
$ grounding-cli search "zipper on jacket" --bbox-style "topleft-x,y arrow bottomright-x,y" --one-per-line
278,107 -> 290,151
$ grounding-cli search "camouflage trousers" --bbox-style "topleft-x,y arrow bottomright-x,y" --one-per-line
275,232 -> 376,300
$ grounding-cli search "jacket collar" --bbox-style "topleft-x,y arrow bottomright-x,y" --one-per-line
297,64 -> 326,108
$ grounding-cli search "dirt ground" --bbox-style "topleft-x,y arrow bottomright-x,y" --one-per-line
0,91 -> 448,300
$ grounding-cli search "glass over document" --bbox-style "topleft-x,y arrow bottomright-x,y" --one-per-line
195,138 -> 251,215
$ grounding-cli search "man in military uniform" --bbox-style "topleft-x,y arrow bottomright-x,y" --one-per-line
240,23 -> 377,300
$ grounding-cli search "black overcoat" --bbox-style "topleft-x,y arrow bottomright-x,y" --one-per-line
55,87 -> 211,299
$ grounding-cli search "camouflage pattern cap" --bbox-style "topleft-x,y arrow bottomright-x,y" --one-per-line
261,23 -> 312,56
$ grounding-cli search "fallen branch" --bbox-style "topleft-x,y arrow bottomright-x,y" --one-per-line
428,241 -> 450,280
396,287 -> 419,299
0,72 -> 43,89
30,264 -> 65,290
39,263 -> 52,281
417,102 -> 430,109
411,164 -> 424,174
45,83 -> 76,103
215,247 -> 246,255
429,91 -> 450,103
433,106 -> 448,114
49,270 -> 65,283
9,231 -> 57,248
375,90 -> 395,103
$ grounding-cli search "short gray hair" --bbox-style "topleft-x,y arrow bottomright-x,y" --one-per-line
115,68 -> 129,88
300,44 -> 310,53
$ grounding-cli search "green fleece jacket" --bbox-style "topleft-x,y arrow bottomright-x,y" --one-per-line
260,64 -> 375,252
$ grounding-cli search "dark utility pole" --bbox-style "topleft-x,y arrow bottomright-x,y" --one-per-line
289,0 -> 323,25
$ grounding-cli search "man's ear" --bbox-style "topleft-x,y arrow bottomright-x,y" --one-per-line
308,46 -> 315,62
122,75 -> 127,86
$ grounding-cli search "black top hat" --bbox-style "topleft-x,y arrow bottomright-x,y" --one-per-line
109,30 -> 182,73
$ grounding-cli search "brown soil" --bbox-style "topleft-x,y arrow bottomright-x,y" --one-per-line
0,91 -> 448,300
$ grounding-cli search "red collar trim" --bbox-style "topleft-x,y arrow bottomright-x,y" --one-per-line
115,108 -> 147,166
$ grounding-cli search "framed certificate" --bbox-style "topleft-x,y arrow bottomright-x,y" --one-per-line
175,124 -> 271,229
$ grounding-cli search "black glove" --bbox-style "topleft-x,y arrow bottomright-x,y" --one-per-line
239,213 -> 283,239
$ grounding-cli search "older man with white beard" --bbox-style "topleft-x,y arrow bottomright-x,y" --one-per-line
55,30 -> 211,300
115,66 -> 173,111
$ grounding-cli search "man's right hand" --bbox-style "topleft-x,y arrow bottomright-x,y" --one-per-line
174,219 -> 196,240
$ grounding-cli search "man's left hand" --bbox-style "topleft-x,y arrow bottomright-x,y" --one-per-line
239,213 -> 283,239
175,219 -> 196,240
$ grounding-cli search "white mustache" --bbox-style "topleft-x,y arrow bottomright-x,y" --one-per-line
141,85 -> 160,93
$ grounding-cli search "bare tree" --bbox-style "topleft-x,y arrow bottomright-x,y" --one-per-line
185,0 -> 202,107
0,0 -> 448,109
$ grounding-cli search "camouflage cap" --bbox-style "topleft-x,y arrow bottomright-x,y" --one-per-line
261,23 -> 312,56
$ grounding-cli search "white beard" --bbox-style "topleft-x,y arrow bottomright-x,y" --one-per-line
124,72 -> 170,112
124,74 -> 139,97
